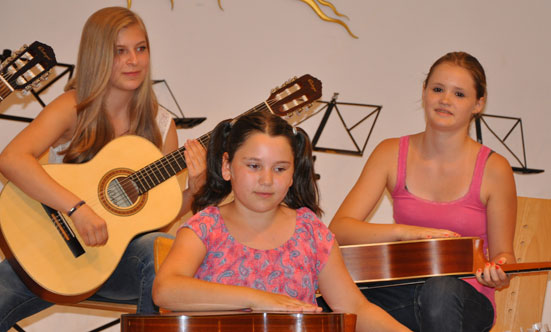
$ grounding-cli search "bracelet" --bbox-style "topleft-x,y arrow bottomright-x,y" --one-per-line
67,200 -> 86,217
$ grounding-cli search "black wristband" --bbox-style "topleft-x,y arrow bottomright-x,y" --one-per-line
67,200 -> 86,217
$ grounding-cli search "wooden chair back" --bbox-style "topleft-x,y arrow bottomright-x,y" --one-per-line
154,236 -> 174,272
492,196 -> 551,331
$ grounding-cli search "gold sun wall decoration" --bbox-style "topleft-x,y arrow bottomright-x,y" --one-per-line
126,0 -> 357,38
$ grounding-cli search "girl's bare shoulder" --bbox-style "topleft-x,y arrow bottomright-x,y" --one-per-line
369,137 -> 401,163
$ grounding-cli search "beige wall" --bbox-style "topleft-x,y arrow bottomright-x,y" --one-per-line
1,0 -> 550,330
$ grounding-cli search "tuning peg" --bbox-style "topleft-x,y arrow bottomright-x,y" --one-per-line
32,80 -> 42,89
21,87 -> 31,96
2,54 -> 14,65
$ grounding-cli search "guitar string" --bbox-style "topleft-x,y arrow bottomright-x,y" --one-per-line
1,60 -> 28,87
0,72 -> 17,96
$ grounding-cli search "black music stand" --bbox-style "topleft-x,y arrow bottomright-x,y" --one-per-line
297,93 -> 381,156
474,114 -> 544,174
152,79 -> 205,129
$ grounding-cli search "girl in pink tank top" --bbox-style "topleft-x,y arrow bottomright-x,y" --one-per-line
330,52 -> 517,331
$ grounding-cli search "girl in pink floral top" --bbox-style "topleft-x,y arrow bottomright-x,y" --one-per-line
185,205 -> 331,305
153,111 -> 411,332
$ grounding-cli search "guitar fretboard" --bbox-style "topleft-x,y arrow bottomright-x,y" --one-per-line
128,101 -> 273,194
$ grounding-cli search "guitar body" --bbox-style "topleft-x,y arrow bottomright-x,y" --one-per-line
121,311 -> 357,332
0,135 -> 182,303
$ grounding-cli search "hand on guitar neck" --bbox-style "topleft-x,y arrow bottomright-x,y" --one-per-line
340,237 -> 551,289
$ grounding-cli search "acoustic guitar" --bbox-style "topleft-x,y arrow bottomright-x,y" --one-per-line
0,41 -> 56,102
121,311 -> 357,332
0,74 -> 322,303
340,237 -> 551,288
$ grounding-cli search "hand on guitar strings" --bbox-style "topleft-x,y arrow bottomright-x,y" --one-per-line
71,204 -> 109,247
396,224 -> 461,241
249,291 -> 322,312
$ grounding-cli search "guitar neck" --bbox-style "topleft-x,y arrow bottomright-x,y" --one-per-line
129,101 -> 272,194
342,237 -> 551,289
501,262 -> 551,274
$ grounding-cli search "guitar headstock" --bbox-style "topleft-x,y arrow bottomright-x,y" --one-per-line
0,41 -> 56,94
266,74 -> 322,117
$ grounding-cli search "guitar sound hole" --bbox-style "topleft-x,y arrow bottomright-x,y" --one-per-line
107,177 -> 139,208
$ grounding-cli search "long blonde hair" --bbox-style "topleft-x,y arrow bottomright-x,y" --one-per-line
63,6 -> 161,163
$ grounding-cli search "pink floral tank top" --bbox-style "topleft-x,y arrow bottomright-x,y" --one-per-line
183,206 -> 334,305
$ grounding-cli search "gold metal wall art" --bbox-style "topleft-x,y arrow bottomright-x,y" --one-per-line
126,0 -> 357,38
300,0 -> 357,38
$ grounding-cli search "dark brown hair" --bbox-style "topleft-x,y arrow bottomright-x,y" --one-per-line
192,111 -> 322,216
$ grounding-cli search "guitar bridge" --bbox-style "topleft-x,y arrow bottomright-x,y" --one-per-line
41,204 -> 85,258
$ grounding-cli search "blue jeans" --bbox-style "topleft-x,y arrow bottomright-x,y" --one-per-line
0,232 -> 173,332
362,277 -> 494,332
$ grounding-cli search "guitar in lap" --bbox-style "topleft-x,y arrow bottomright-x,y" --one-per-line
0,74 -> 322,303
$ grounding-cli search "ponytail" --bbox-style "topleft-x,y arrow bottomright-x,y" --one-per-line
192,120 -> 233,213
284,127 -> 322,216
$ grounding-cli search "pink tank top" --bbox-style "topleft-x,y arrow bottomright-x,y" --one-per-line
391,136 -> 495,309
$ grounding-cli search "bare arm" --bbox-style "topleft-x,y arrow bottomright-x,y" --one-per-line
475,153 -> 517,289
0,91 -> 108,246
318,242 -> 411,332
329,139 -> 398,244
152,227 -> 320,312
0,91 -> 78,211
329,139 -> 456,245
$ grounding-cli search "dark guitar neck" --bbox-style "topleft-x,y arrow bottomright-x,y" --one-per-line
340,237 -> 551,289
